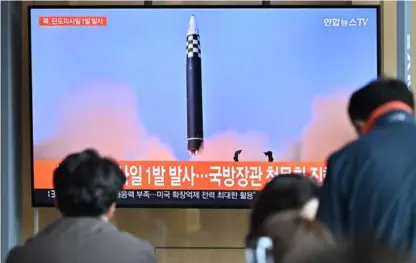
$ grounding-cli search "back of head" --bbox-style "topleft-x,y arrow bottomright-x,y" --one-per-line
53,149 -> 126,217
248,174 -> 320,241
348,78 -> 413,122
291,237 -> 410,263
246,211 -> 334,263
251,215 -> 410,263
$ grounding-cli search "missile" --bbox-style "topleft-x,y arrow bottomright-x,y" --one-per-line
186,15 -> 204,155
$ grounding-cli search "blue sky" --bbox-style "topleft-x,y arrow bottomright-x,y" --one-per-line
30,7 -> 378,160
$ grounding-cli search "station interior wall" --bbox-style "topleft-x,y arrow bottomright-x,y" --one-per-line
18,1 -> 414,263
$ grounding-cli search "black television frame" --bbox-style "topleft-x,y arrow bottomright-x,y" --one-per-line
28,4 -> 382,209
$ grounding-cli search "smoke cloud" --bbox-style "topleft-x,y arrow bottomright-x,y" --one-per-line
34,82 -> 355,162
299,93 -> 357,161
35,81 -> 156,160
191,130 -> 269,161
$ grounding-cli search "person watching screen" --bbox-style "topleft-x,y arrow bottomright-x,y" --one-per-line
246,210 -> 334,263
317,78 -> 416,257
6,149 -> 157,263
247,174 -> 320,243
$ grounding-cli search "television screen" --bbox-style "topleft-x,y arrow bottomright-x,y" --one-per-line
29,6 -> 380,208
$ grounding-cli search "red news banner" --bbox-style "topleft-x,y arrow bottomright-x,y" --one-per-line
34,161 -> 326,191
39,16 -> 108,27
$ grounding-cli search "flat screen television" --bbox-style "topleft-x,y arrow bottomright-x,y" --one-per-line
29,5 -> 380,208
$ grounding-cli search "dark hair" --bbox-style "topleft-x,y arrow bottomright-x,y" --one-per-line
53,149 -> 126,217
247,211 -> 334,263
348,78 -> 414,121
290,237 -> 410,263
247,174 -> 320,242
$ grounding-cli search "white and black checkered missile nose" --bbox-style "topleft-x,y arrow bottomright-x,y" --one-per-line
186,15 -> 201,58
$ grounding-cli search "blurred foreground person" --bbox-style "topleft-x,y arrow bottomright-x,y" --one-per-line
246,210 -> 334,263
247,174 -> 320,242
317,79 -> 416,256
292,238 -> 410,263
6,149 -> 156,263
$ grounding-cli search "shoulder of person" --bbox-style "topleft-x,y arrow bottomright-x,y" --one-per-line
325,137 -> 373,198
328,137 -> 371,166
119,231 -> 155,250
118,231 -> 157,261
5,246 -> 24,263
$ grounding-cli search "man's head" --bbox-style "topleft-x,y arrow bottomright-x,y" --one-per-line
348,78 -> 414,136
53,149 -> 126,218
247,174 -> 320,242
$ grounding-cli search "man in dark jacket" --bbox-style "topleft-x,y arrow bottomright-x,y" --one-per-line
6,149 -> 157,263
317,79 -> 416,256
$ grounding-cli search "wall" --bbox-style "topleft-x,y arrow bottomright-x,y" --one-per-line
413,2 -> 415,90
19,1 -> 405,263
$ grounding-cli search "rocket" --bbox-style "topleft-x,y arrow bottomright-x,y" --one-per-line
186,15 -> 204,155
